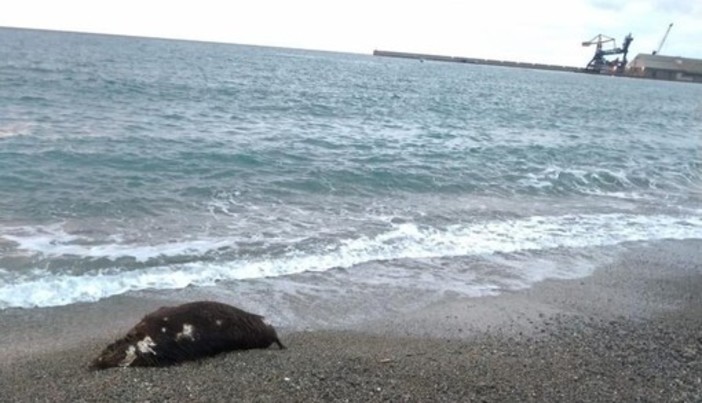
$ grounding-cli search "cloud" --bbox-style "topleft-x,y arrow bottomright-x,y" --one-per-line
650,0 -> 696,13
589,0 -> 626,11
590,0 -> 698,13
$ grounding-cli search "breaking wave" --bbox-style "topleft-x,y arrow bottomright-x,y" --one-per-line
1,212 -> 700,309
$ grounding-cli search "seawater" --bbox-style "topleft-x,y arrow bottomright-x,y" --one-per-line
1,28 -> 701,312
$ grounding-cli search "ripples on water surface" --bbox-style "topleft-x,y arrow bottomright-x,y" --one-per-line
0,28 -> 700,313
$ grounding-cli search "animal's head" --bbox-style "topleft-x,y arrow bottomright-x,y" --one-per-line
91,336 -> 135,369
91,324 -> 158,369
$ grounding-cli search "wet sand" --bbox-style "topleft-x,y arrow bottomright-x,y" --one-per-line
1,240 -> 701,401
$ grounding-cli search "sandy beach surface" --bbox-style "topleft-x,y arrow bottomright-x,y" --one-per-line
1,239 -> 701,402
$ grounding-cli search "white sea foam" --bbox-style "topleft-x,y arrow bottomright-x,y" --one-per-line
0,121 -> 33,138
2,226 -> 236,262
1,212 -> 701,309
518,166 -> 655,197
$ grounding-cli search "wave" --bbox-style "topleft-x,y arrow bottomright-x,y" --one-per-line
1,212 -> 701,309
515,165 -> 696,197
2,225 -> 236,263
0,122 -> 33,139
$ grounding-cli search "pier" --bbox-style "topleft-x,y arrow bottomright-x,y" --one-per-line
373,50 -> 585,73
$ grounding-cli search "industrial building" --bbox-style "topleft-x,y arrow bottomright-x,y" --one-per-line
627,54 -> 702,83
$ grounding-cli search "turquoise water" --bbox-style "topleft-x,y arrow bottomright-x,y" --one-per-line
1,27 -> 701,311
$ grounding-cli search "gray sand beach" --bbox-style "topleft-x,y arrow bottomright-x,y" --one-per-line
1,239 -> 701,402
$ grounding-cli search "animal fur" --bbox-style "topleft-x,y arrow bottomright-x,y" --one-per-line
92,301 -> 285,369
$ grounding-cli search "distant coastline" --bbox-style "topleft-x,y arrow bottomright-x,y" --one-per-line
373,50 -> 585,73
373,49 -> 702,84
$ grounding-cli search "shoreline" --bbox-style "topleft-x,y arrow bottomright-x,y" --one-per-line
2,240 -> 701,401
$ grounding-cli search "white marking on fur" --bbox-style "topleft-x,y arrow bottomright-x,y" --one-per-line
119,345 -> 137,367
161,327 -> 167,333
176,323 -> 195,341
163,317 -> 169,322
216,319 -> 222,326
137,336 -> 157,355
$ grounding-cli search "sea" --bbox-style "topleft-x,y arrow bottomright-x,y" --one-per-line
1,28 -> 700,324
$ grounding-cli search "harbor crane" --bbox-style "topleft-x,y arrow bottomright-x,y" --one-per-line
582,33 -> 634,74
652,23 -> 673,55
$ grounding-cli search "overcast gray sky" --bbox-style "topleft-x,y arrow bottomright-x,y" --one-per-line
2,0 -> 700,66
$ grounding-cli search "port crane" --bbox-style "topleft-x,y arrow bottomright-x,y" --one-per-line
582,33 -> 633,74
652,23 -> 673,55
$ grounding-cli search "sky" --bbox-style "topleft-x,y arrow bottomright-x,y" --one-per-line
1,0 -> 700,67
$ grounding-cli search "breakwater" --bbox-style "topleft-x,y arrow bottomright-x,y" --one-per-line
373,50 -> 585,73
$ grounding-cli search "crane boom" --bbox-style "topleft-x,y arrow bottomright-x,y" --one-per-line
582,34 -> 616,47
653,23 -> 673,55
